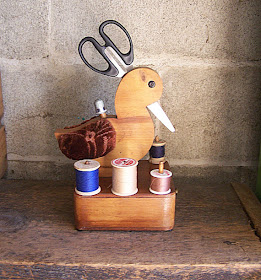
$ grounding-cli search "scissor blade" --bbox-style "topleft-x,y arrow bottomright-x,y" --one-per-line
147,102 -> 175,132
104,46 -> 133,77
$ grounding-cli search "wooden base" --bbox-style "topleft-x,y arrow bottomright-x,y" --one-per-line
74,160 -> 176,231
0,127 -> 7,178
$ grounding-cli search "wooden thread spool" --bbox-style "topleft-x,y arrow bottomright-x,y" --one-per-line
74,159 -> 101,196
149,161 -> 172,195
111,158 -> 138,196
149,135 -> 166,164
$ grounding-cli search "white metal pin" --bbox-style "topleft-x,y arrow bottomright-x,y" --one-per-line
94,99 -> 107,118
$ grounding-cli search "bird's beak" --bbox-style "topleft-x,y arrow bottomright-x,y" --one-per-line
147,102 -> 175,132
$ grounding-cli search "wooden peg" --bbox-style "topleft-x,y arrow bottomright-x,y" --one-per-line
159,161 -> 164,173
100,112 -> 107,118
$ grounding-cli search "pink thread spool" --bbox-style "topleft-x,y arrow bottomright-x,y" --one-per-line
150,162 -> 172,195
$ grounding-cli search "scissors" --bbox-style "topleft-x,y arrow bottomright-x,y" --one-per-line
78,20 -> 134,77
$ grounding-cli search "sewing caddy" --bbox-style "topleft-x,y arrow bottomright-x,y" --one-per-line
55,20 -> 176,231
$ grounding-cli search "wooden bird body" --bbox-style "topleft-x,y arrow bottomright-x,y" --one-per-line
55,67 -> 165,176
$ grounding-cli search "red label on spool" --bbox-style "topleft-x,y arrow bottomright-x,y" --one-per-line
150,169 -> 172,178
111,158 -> 137,167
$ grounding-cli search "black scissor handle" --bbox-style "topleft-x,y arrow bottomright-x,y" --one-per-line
78,36 -> 119,77
99,20 -> 134,66
78,20 -> 134,77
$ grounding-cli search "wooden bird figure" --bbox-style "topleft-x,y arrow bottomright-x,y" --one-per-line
55,67 -> 174,176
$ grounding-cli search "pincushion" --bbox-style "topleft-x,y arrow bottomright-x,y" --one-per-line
57,118 -> 116,160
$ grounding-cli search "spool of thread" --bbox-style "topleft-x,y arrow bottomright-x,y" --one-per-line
111,158 -> 138,196
149,135 -> 166,164
150,162 -> 172,195
74,159 -> 101,196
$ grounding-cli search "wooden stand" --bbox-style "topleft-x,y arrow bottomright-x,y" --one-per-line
74,161 -> 176,231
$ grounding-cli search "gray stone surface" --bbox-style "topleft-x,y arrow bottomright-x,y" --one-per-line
170,165 -> 258,189
161,64 -> 261,163
1,62 -> 117,157
0,1 -> 48,59
0,0 -> 260,189
51,0 -> 261,63
6,161 -> 75,181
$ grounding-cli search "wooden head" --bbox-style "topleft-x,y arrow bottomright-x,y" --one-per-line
115,67 -> 163,118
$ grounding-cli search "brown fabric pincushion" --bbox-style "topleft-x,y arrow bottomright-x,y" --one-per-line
57,118 -> 116,160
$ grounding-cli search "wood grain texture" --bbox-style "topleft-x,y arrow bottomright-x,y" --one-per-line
0,73 -> 3,118
75,161 -> 175,231
0,178 -> 261,278
231,182 -> 261,238
0,263 -> 261,280
55,68 -> 163,176
0,126 -> 7,178
115,67 -> 163,118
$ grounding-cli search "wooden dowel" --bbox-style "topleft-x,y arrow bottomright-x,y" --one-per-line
100,112 -> 107,118
159,161 -> 164,173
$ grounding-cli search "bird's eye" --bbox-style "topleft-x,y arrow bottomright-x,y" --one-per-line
148,81 -> 156,88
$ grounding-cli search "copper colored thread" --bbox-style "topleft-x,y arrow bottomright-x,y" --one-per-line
150,176 -> 171,193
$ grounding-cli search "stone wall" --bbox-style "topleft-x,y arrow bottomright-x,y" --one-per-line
0,1 -> 260,188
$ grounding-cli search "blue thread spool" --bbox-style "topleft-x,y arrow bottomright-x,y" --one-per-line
74,159 -> 101,196
149,136 -> 166,164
